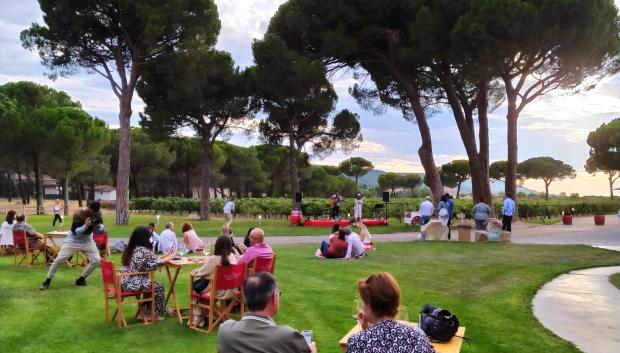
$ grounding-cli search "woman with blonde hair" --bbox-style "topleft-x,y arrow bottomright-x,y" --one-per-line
358,223 -> 373,252
347,272 -> 435,353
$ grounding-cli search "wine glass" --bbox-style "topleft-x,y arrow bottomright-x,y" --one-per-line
352,299 -> 364,320
396,305 -> 409,322
178,244 -> 188,257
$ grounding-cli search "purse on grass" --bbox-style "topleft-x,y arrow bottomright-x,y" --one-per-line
192,278 -> 209,293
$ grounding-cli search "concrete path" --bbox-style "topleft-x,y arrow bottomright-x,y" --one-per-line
533,266 -> 620,353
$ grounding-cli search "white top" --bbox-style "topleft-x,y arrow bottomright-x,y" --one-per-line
224,201 -> 235,213
158,228 -> 178,252
0,221 -> 14,246
419,200 -> 434,217
345,232 -> 365,259
53,205 -> 61,215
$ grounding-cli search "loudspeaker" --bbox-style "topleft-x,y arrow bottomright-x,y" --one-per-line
382,191 -> 390,203
295,192 -> 303,203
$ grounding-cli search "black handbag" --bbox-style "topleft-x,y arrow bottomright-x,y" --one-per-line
419,304 -> 460,343
192,278 -> 209,293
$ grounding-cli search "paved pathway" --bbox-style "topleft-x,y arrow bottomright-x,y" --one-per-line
533,266 -> 620,353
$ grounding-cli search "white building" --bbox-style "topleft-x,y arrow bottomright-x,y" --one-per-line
92,185 -> 116,201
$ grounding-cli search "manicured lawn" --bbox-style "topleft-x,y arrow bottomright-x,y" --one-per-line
609,273 -> 620,290
22,213 -> 417,238
1,242 -> 618,352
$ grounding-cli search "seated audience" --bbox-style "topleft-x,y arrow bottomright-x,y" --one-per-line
320,229 -> 348,259
239,228 -> 273,265
148,222 -> 160,251
158,222 -> 178,253
0,210 -> 16,249
358,223 -> 373,252
347,272 -> 435,353
222,226 -> 246,255
190,235 -> 238,326
120,226 -> 176,320
329,223 -> 340,241
182,222 -> 203,252
13,213 -> 56,261
344,227 -> 365,259
217,272 -> 316,353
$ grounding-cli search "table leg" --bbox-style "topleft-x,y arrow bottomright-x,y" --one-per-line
164,266 -> 183,323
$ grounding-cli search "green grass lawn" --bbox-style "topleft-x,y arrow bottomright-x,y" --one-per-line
23,213 -> 417,238
1,242 -> 618,353
609,273 -> 620,290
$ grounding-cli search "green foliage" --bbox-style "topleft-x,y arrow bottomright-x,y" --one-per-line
489,161 -> 508,181
339,157 -> 374,187
519,157 -> 576,200
585,118 -> 620,198
2,243 -> 618,353
439,160 -> 470,198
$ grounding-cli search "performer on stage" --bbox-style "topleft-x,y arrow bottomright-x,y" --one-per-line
330,192 -> 342,219
354,193 -> 363,221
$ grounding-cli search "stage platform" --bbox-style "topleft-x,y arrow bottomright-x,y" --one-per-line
297,219 -> 388,227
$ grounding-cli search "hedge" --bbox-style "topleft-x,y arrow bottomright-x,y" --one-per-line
130,196 -> 620,220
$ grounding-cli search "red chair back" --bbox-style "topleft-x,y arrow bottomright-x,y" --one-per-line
93,232 -> 108,246
101,260 -> 116,286
214,262 -> 246,290
12,230 -> 26,246
253,255 -> 275,274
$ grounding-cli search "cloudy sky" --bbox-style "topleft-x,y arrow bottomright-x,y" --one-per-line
1,0 -> 619,196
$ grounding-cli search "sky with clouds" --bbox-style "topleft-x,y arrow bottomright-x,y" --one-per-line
1,0 -> 619,196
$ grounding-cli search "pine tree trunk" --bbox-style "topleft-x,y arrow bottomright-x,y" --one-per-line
6,171 -> 12,202
199,135 -> 212,220
32,154 -> 44,214
288,121 -> 300,210
16,163 -> 26,204
63,174 -> 70,216
75,177 -> 83,207
115,96 -> 132,224
544,181 -> 550,201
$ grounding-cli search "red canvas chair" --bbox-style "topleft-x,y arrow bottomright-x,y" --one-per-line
93,232 -> 110,259
100,260 -> 155,327
249,253 -> 276,275
13,230 -> 44,267
189,261 -> 246,333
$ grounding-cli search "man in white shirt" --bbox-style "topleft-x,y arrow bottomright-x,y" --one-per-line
224,197 -> 235,227
502,193 -> 516,232
344,227 -> 365,259
158,222 -> 178,253
419,196 -> 434,225
148,222 -> 160,252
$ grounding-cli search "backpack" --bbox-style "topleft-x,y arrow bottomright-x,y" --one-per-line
419,304 -> 460,343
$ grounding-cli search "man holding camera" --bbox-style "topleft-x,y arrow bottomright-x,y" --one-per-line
40,201 -> 104,290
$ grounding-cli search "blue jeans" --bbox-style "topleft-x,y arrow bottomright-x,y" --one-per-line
320,241 -> 330,257
475,220 -> 486,231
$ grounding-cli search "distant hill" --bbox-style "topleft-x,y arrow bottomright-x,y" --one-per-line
349,170 -> 539,195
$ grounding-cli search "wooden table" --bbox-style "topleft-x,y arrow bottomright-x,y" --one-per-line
44,231 -> 69,265
163,256 -> 208,323
339,322 -> 466,353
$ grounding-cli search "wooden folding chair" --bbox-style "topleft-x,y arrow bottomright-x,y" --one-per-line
13,230 -> 44,267
100,260 -> 156,327
189,261 -> 246,333
248,253 -> 276,275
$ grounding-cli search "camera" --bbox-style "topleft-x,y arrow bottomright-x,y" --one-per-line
88,217 -> 102,226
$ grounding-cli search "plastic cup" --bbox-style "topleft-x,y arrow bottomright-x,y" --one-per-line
301,330 -> 313,345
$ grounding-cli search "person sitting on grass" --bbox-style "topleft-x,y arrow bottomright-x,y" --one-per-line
158,222 -> 178,253
182,222 -> 203,252
190,235 -> 238,326
344,227 -> 365,259
329,223 -> 340,241
348,272 -> 435,353
239,228 -> 273,265
319,228 -> 348,259
358,223 -> 373,252
217,272 -> 317,353
120,226 -> 177,321
13,213 -> 56,262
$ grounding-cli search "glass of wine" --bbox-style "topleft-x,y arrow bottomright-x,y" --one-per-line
178,244 -> 188,258
396,306 -> 409,322
202,241 -> 211,256
352,299 -> 364,320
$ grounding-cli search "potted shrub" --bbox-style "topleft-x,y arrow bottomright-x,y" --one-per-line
562,210 -> 573,225
594,213 -> 605,226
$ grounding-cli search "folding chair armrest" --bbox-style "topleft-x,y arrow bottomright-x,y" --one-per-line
117,270 -> 155,277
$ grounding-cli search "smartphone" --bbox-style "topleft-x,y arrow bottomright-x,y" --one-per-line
301,330 -> 312,345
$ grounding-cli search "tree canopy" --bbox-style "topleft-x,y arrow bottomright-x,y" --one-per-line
21,0 -> 221,224
439,160 -> 470,199
585,118 -> 620,199
518,157 -> 576,200
339,157 -> 374,187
